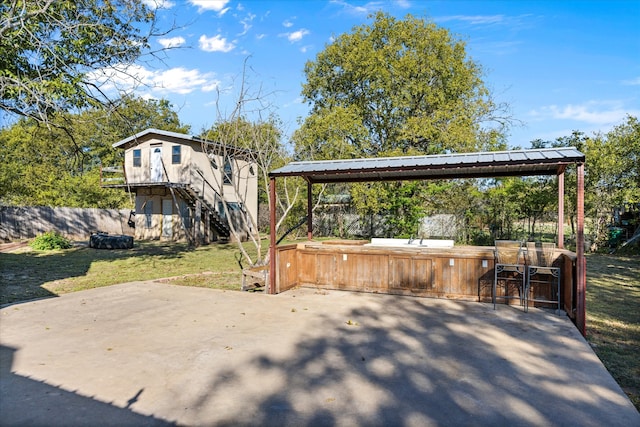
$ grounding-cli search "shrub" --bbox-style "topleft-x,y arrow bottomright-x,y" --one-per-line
30,231 -> 72,250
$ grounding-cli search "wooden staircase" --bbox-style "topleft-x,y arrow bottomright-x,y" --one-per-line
178,185 -> 230,238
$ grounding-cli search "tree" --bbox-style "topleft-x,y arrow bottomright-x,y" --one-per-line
592,116 -> 640,205
0,95 -> 189,208
532,117 -> 640,249
292,12 -> 511,236
74,95 -> 191,170
0,0 -> 166,124
294,12 -> 509,159
582,116 -> 640,247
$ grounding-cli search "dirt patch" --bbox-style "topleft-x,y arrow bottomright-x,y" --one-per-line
0,242 -> 29,253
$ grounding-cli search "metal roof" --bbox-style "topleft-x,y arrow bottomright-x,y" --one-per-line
112,128 -> 254,159
112,128 -> 192,148
269,147 -> 585,184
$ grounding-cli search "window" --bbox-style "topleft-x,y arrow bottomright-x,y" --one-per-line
223,157 -> 233,185
172,145 -> 181,164
144,201 -> 153,228
133,149 -> 141,167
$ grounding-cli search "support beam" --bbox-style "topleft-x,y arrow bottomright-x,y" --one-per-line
558,171 -> 565,249
576,163 -> 586,336
269,177 -> 277,295
204,210 -> 210,244
307,180 -> 313,240
195,199 -> 202,246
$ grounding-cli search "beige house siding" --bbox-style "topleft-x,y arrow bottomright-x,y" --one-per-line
113,129 -> 258,243
133,189 -> 194,241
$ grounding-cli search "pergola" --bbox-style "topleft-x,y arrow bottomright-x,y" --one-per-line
268,147 -> 587,335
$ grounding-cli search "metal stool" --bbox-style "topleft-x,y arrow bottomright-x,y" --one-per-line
525,242 -> 561,313
493,240 -> 526,309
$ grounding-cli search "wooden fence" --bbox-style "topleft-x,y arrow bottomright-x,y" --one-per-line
0,206 -> 134,242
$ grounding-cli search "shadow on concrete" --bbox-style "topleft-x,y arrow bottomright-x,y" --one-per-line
2,283 -> 638,425
186,293 -> 638,426
0,344 -> 175,427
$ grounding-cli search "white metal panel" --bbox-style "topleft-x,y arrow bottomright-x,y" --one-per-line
162,199 -> 172,238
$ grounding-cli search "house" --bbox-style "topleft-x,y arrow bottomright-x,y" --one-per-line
105,128 -> 258,244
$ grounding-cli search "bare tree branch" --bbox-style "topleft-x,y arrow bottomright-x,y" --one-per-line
199,58 -> 303,268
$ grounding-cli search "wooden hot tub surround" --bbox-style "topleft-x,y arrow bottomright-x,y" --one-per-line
274,240 -> 578,318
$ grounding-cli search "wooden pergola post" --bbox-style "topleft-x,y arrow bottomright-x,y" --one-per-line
307,180 -> 313,240
269,177 -> 277,295
576,163 -> 586,336
557,171 -> 565,249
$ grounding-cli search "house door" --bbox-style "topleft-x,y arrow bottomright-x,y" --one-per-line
162,199 -> 173,238
150,146 -> 163,182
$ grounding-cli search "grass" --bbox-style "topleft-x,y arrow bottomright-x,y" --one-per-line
0,241 -> 260,306
1,241 -> 638,410
585,254 -> 640,410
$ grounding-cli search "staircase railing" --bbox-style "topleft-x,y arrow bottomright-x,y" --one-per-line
100,165 -> 126,186
193,169 -> 229,237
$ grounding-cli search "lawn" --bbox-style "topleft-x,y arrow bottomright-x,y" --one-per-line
585,254 -> 640,410
0,241 -> 260,306
1,242 -> 638,410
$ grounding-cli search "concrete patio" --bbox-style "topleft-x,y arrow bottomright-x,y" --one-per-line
1,281 -> 638,426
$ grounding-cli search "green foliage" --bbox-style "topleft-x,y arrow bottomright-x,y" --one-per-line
30,232 -> 72,251
295,11 -> 508,159
585,117 -> 640,248
293,12 -> 511,236
0,0 -> 159,123
510,117 -> 640,250
585,116 -> 640,206
0,95 -> 189,208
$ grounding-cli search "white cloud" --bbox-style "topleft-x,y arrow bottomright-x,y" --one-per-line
141,0 -> 175,9
239,13 -> 256,36
438,15 -> 506,25
202,82 -> 220,92
199,34 -> 235,52
473,40 -> 523,56
283,29 -> 310,43
158,36 -> 185,48
436,14 -> 536,31
156,67 -> 219,94
329,0 -> 384,15
283,19 -> 294,28
86,64 -> 220,96
622,77 -> 640,86
86,64 -> 154,93
529,100 -> 640,126
189,0 -> 230,15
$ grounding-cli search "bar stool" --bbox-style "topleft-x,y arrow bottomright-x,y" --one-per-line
493,240 -> 526,310
525,242 -> 561,313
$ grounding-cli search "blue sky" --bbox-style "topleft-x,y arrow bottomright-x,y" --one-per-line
121,1 -> 638,148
